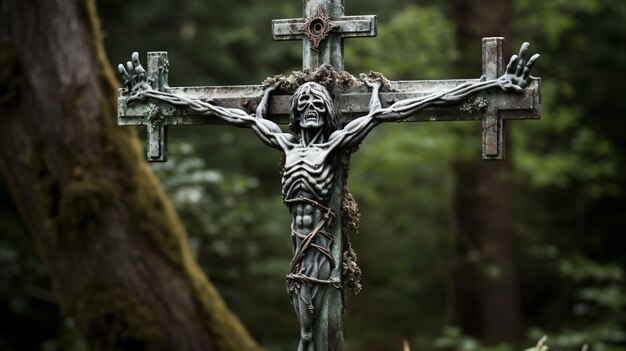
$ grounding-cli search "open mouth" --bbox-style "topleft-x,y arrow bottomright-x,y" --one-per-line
305,111 -> 318,121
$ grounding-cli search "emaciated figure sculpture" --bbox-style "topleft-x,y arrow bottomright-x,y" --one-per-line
119,42 -> 538,351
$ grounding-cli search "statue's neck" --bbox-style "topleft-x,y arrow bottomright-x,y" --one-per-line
300,128 -> 325,146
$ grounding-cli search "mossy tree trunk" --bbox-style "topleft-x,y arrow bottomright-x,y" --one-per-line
0,1 -> 261,350
452,0 -> 522,343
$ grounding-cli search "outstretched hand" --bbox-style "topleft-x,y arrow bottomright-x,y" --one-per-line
363,77 -> 382,90
498,42 -> 540,92
118,52 -> 152,94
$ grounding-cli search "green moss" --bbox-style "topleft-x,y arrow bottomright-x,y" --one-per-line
63,85 -> 87,116
25,144 -> 117,249
340,146 -> 363,295
58,173 -> 116,245
125,176 -> 185,267
0,40 -> 24,114
75,285 -> 167,351
460,95 -> 488,113
186,260 -> 262,351
78,0 -> 119,95
23,151 -> 62,243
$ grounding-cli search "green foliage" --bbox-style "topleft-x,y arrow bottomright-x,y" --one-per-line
513,82 -> 619,198
345,5 -> 459,79
433,327 -> 512,351
527,256 -> 625,351
513,0 -> 625,198
152,142 -> 290,282
99,0 -> 301,85
515,0 -> 601,48
510,1 -> 626,348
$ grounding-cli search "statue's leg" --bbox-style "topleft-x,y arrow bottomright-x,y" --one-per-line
291,286 -> 315,351
287,201 -> 335,351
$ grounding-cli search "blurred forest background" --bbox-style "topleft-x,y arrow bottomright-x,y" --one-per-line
0,0 -> 624,350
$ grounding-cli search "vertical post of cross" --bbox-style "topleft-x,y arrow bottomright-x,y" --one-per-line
145,52 -> 169,162
304,0 -> 342,69
481,37 -> 505,160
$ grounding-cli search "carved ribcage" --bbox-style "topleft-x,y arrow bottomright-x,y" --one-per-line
282,162 -> 334,201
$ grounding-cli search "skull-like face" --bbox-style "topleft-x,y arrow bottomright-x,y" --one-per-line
297,91 -> 326,130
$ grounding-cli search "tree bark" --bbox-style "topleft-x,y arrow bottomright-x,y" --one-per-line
452,0 -> 522,343
0,1 -> 260,350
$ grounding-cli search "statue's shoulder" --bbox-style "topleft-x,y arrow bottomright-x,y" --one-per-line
273,132 -> 298,149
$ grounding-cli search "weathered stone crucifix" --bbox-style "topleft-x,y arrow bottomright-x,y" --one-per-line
117,1 -> 541,350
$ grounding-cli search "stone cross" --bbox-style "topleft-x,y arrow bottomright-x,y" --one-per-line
117,1 -> 541,350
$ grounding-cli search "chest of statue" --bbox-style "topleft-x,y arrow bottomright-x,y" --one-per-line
284,145 -> 328,169
281,145 -> 335,201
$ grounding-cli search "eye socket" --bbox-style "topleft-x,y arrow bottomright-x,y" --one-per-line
297,95 -> 311,110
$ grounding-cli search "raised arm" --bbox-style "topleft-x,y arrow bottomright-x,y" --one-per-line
326,78 -> 384,149
326,43 -> 539,150
118,53 -> 295,151
374,42 -> 540,121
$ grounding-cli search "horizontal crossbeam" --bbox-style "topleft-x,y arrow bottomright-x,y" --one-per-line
118,78 -> 540,125
272,15 -> 377,40
118,38 -> 541,162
